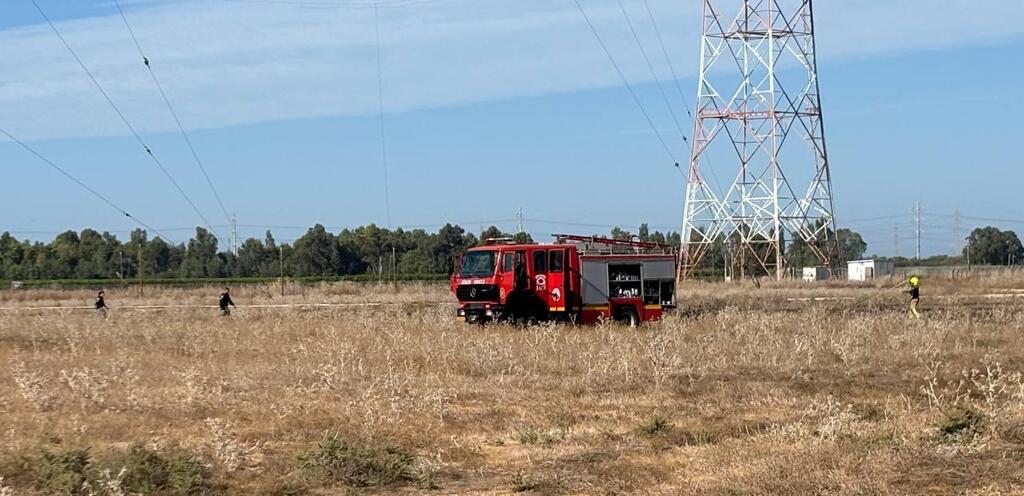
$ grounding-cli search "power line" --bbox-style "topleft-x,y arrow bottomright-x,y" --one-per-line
842,213 -> 910,224
640,0 -> 693,124
614,0 -> 687,145
0,126 -> 174,243
373,6 -> 393,229
29,0 -> 220,240
112,0 -> 233,226
638,0 -> 726,195
222,0 -> 437,8
528,217 -> 677,232
571,0 -> 678,165
959,215 -> 1024,225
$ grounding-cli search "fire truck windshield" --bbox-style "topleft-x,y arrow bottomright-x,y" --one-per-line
460,251 -> 497,277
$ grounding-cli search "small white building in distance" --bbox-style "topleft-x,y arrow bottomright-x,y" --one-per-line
802,267 -> 831,282
847,259 -> 895,281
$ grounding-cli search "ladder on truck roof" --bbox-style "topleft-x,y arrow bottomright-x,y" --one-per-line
552,234 -> 675,255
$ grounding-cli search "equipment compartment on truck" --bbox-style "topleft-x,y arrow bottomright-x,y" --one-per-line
579,255 -> 676,325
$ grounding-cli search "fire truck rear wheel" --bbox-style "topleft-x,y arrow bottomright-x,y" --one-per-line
615,307 -> 639,328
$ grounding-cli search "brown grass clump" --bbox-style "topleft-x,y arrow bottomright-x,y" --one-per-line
2,278 -> 1024,494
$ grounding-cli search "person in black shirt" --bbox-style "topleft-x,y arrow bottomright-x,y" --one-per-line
904,276 -> 921,319
95,290 -> 108,319
219,287 -> 235,316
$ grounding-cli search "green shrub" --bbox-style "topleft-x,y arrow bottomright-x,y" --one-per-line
937,407 -> 985,441
0,444 -> 205,495
34,447 -> 91,495
639,416 -> 674,436
516,426 -> 567,446
296,436 -> 427,488
95,444 -> 205,495
511,470 -> 540,492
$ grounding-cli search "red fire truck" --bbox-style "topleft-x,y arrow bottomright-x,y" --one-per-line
451,234 -> 677,325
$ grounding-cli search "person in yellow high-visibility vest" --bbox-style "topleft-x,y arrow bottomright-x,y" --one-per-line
904,276 -> 921,319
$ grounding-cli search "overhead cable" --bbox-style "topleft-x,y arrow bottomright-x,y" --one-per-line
222,0 -> 437,9
640,0 -> 694,124
112,0 -> 233,226
637,0 -> 726,191
615,0 -> 687,145
373,6 -> 393,228
0,126 -> 174,243
571,0 -> 678,166
29,0 -> 221,240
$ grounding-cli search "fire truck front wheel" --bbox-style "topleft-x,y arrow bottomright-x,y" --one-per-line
614,307 -> 639,328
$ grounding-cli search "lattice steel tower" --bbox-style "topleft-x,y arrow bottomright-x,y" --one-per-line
680,0 -> 839,281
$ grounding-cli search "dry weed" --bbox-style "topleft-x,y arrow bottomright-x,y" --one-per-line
2,280 -> 1023,494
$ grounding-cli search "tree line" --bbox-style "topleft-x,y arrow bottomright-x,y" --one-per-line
0,223 -> 683,281
8,221 -> 1012,282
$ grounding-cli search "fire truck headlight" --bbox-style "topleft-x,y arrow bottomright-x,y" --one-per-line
457,308 -> 465,316
485,309 -> 494,317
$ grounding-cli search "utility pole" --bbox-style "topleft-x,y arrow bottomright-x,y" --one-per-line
137,243 -> 144,297
953,209 -> 962,255
893,226 -> 899,259
967,236 -> 972,273
279,245 -> 285,297
915,202 -> 922,261
231,213 -> 239,256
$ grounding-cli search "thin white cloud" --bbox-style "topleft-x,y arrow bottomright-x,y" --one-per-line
0,0 -> 1020,141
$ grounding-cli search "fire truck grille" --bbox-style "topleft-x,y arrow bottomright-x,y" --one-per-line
456,285 -> 498,302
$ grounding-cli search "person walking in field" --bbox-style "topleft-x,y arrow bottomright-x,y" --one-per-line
219,287 -> 235,316
94,290 -> 108,319
904,276 -> 921,319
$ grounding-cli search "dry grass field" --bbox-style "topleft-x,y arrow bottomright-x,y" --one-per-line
2,278 -> 1024,495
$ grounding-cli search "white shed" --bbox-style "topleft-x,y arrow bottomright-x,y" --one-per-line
802,267 -> 831,282
847,259 -> 895,281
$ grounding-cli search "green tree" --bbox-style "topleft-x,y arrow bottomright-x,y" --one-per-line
786,225 -> 867,267
237,238 -> 268,277
180,228 -> 220,278
479,226 -> 505,242
638,223 -> 650,242
964,227 -> 1024,265
51,230 -> 80,278
75,229 -> 113,279
291,224 -> 337,277
836,228 -> 867,262
434,224 -> 469,274
511,232 -> 534,244
0,232 -> 27,279
145,237 -> 173,276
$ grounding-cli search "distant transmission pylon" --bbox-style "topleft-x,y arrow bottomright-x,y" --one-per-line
680,0 -> 840,281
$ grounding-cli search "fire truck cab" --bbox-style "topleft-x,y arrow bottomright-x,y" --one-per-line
451,234 -> 677,325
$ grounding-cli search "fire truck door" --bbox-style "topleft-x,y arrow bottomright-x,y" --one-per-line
546,249 -> 568,312
531,250 -> 548,303
514,251 -> 528,291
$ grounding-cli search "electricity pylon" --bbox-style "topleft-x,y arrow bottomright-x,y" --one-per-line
680,0 -> 840,281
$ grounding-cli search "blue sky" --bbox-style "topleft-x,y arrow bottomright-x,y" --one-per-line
1,0 -> 1023,257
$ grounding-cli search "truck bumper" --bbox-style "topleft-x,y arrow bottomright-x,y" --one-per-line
457,302 -> 501,323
